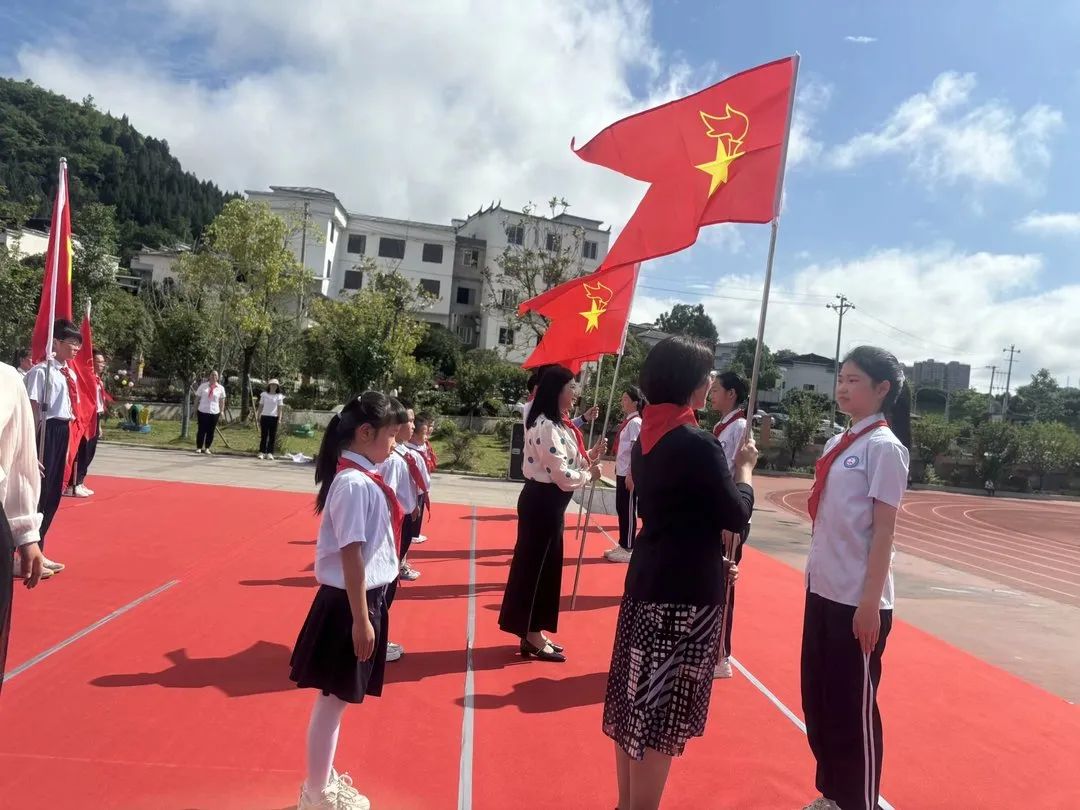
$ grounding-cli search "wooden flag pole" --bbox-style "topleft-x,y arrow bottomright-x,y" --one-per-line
571,355 -> 605,541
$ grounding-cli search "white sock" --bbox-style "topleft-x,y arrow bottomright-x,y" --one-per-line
305,692 -> 347,793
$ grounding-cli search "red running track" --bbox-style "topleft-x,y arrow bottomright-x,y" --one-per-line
1,476 -> 1078,808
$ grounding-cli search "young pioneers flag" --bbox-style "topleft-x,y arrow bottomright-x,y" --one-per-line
31,160 -> 74,362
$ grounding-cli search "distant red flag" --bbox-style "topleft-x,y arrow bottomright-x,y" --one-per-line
574,56 -> 796,274
519,264 -> 639,369
31,160 -> 74,362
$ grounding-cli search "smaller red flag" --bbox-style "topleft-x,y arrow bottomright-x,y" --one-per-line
31,160 -> 74,362
519,264 -> 639,369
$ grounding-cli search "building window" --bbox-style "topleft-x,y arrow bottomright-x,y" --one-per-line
420,278 -> 441,296
545,232 -> 560,252
422,243 -> 444,263
326,259 -> 332,279
162,277 -> 176,292
328,222 -> 336,243
344,270 -> 363,290
506,224 -> 525,245
378,237 -> 406,259
583,240 -> 598,260
347,234 -> 366,254
456,286 -> 473,305
802,383 -> 816,391
498,327 -> 515,346
460,248 -> 480,268
500,289 -> 518,308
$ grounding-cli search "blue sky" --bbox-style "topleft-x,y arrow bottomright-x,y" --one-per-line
2,0 -> 1078,387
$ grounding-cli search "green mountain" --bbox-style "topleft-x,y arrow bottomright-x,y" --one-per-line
0,77 -> 236,257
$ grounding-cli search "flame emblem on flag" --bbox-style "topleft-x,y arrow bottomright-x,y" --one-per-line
695,104 -> 750,196
579,280 -> 613,332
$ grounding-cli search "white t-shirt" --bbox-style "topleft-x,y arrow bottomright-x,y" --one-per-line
315,450 -> 400,590
614,412 -> 642,477
0,363 -> 42,546
24,358 -> 75,421
713,410 -> 748,471
196,382 -> 226,415
259,391 -> 285,417
379,447 -> 417,515
805,413 -> 910,610
405,442 -> 433,491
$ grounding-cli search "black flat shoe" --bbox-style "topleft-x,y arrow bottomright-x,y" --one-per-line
542,637 -> 565,653
519,639 -> 566,662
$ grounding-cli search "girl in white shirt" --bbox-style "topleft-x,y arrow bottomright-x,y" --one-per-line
290,391 -> 401,810
194,371 -> 226,454
497,365 -> 604,663
709,371 -> 750,680
256,379 -> 285,460
800,346 -> 911,810
603,385 -> 644,564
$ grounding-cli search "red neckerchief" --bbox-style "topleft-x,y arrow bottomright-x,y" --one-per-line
402,446 -> 433,517
611,412 -> 639,459
564,414 -> 590,460
207,382 -> 218,402
59,364 -> 81,427
640,403 -> 697,454
423,441 -> 438,472
337,455 -> 404,555
713,409 -> 746,439
807,420 -> 888,524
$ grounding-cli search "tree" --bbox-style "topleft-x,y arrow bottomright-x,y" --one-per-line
1014,369 -> 1064,423
782,388 -> 831,415
147,290 -> 215,438
1060,388 -> 1080,432
774,348 -> 799,363
973,421 -> 1019,486
725,337 -> 781,392
92,285 -> 154,365
783,392 -> 824,465
71,201 -> 120,312
455,349 -> 508,426
311,267 -> 431,396
593,333 -> 648,423
392,358 -> 436,406
656,303 -> 718,344
911,414 -> 957,465
948,388 -> 991,425
0,185 -> 43,361
414,323 -> 463,377
1018,421 -> 1080,491
177,199 -> 309,419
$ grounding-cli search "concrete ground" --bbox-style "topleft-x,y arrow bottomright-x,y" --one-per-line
91,442 -> 1080,702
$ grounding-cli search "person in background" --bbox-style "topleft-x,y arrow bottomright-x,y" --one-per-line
194,370 -> 226,455
24,318 -> 82,575
257,379 -> 286,460
14,349 -> 32,379
603,385 -> 645,564
377,399 -> 417,664
2,360 -> 47,689
405,413 -> 433,546
70,351 -> 109,498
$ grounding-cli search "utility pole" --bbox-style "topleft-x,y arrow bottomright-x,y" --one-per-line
1002,345 -> 1020,417
827,294 -> 855,427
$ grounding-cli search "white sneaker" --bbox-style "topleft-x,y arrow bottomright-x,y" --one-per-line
258,453 -> 266,460
204,449 -> 213,456
714,657 -> 733,679
297,772 -> 370,810
603,546 -> 632,563
399,564 -> 420,581
412,534 -> 428,545
386,641 -> 404,662
194,448 -> 203,455
802,799 -> 841,810
75,484 -> 94,497
267,453 -> 275,460
42,557 -> 65,572
13,560 -> 54,580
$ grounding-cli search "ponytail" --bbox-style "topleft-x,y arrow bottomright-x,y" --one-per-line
716,371 -> 749,407
888,381 -> 913,451
314,391 -> 393,514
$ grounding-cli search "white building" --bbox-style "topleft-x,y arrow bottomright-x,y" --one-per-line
127,246 -> 188,292
1,227 -> 51,258
760,352 -> 836,406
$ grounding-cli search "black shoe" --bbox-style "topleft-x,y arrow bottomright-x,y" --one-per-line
520,639 -> 566,662
542,637 -> 565,653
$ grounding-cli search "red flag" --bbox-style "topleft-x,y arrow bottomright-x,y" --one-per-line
573,56 -> 796,274
31,160 -> 74,362
519,263 -> 638,369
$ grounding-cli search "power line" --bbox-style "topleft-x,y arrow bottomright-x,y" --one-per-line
636,281 -> 824,308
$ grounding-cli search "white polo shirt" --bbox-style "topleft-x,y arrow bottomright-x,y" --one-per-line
713,410 -> 748,471
805,413 -> 909,610
24,358 -> 75,421
614,412 -> 641,477
379,446 -> 417,514
315,450 -> 399,590
259,391 -> 285,417
196,382 -> 226,415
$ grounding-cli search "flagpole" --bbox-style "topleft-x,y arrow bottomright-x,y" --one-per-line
38,158 -> 67,459
571,355 -> 605,542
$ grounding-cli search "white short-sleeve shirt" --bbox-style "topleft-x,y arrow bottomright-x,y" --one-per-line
0,363 -> 43,546
523,414 -> 591,491
259,391 -> 285,417
614,413 -> 641,477
316,450 -> 400,590
405,442 -> 433,490
24,358 -> 75,421
805,413 -> 910,610
713,411 -> 748,471
379,447 -> 417,515
196,382 -> 227,415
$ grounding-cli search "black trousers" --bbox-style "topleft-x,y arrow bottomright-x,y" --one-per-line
196,411 -> 219,449
801,591 -> 893,810
37,418 -> 70,553
615,475 -> 637,550
385,512 -> 419,610
720,527 -> 749,658
75,418 -> 101,485
498,480 -> 573,637
258,415 -> 279,454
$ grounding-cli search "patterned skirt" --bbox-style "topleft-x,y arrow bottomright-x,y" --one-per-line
602,595 -> 725,760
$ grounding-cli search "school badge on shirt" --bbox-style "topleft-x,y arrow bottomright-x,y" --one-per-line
843,455 -> 860,469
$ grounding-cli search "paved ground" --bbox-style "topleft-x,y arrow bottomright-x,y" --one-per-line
92,442 -> 1080,701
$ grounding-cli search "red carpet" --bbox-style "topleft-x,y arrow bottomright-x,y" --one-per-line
1,477 -> 1078,809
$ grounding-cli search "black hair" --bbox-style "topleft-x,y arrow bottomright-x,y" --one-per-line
413,412 -> 431,431
526,365 -> 575,429
623,384 -> 645,409
526,364 -> 553,394
388,397 -> 409,425
841,346 -> 912,449
716,371 -> 749,405
314,392 -> 394,514
639,336 -> 714,406
53,318 -> 81,344
14,347 -> 31,364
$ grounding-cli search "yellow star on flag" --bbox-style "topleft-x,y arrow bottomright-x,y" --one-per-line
579,300 -> 605,332
695,147 -> 739,196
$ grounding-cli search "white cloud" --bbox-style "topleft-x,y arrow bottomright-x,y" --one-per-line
1016,211 -> 1080,236
787,78 -> 832,168
844,35 -> 878,44
14,0 -> 684,229
829,72 -> 1064,189
631,246 -> 1080,388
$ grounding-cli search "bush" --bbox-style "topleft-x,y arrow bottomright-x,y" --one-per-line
417,388 -> 463,416
447,430 -> 477,469
493,417 -> 517,442
432,419 -> 459,441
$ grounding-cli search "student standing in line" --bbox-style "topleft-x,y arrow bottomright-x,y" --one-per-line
709,371 -> 750,679
194,370 -> 227,455
411,414 -> 437,545
14,349 -> 32,379
290,392 -> 400,810
405,413 -> 433,546
257,379 -> 286,460
603,385 -> 645,564
23,318 -> 83,575
800,346 -> 911,810
71,351 -> 109,498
